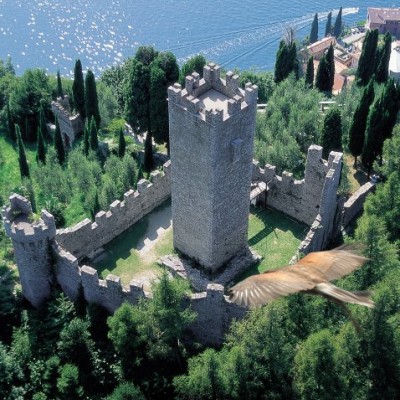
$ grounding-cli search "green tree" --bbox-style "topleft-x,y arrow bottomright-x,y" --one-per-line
348,80 -> 375,166
106,382 -> 145,400
9,69 -> 51,141
36,126 -> 46,164
294,329 -> 345,399
118,127 -> 126,158
321,108 -> 342,159
333,6 -> 343,37
135,45 -> 158,66
327,43 -> 335,90
309,13 -> 318,44
325,12 -> 332,37
85,69 -> 101,128
357,29 -> 379,86
305,56 -> 314,88
123,57 -> 153,171
57,69 -> 64,99
179,54 -> 206,86
72,59 -> 85,118
238,71 -> 275,103
89,116 -> 99,152
6,101 -> 16,141
57,364 -> 83,400
274,40 -> 298,83
54,117 -> 66,165
38,104 -> 48,139
83,121 -> 89,156
16,125 -> 30,178
150,64 -> 169,148
375,32 -> 392,83
315,54 -> 331,92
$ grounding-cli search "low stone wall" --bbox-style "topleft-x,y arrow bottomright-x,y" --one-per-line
56,162 -> 171,260
342,182 -> 375,227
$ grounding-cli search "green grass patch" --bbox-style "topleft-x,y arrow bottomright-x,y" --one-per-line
91,200 -> 173,285
90,202 -> 308,286
243,206 -> 308,280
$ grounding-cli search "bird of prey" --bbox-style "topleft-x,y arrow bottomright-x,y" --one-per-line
229,246 -> 374,309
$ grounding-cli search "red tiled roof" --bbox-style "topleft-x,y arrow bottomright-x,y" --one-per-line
307,36 -> 336,55
368,8 -> 400,24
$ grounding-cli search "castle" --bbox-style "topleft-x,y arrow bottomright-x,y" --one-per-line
2,64 -> 374,345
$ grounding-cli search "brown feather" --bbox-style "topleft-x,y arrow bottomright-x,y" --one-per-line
228,247 -> 373,309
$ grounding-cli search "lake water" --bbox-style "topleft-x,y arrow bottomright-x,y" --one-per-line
0,0 -> 396,76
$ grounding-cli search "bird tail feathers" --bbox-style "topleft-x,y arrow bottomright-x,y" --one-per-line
315,283 -> 374,308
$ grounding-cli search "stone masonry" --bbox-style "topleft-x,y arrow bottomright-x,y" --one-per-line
168,64 -> 258,273
51,95 -> 83,147
2,194 -> 56,307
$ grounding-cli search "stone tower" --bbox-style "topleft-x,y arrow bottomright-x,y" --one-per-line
2,194 -> 56,307
168,63 -> 258,273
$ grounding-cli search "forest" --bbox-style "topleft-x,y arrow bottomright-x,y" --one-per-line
0,25 -> 400,399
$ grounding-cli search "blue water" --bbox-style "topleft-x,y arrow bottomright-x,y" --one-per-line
0,0 -> 396,76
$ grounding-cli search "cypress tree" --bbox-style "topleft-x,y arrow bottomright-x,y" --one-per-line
57,69 -> 64,99
118,127 -> 126,158
38,104 -> 48,139
348,80 -> 375,166
16,125 -> 30,178
327,43 -> 335,90
357,29 -> 379,86
321,108 -> 342,159
333,7 -> 342,37
275,40 -> 287,83
305,56 -> 314,88
36,126 -> 46,164
72,59 -> 85,119
375,32 -> 392,83
137,164 -> 144,183
83,121 -> 89,156
380,79 -> 399,143
325,12 -> 332,37
85,69 -> 101,128
143,130 -> 153,172
89,117 -> 99,152
315,55 -> 331,92
54,117 -> 66,165
274,40 -> 298,83
91,191 -> 100,220
309,13 -> 318,44
6,102 -> 16,141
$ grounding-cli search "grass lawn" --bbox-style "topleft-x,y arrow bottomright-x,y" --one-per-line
344,153 -> 368,194
91,200 -> 174,285
91,202 -> 308,286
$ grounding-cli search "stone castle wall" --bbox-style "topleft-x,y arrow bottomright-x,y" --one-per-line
2,194 -> 57,307
297,151 -> 343,254
252,145 -> 336,226
56,162 -> 171,260
51,95 -> 83,147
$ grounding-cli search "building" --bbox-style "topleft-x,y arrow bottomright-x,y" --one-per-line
366,8 -> 400,37
301,36 -> 336,61
168,64 -> 258,273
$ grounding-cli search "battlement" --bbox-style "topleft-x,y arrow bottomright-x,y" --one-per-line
80,265 -> 145,312
2,194 -> 56,242
168,63 -> 258,125
56,161 -> 171,260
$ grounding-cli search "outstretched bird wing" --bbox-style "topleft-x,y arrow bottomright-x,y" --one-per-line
296,247 -> 369,281
228,265 -> 318,307
229,247 -> 370,308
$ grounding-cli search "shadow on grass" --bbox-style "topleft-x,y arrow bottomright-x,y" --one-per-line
91,199 -> 172,277
237,206 -> 309,282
